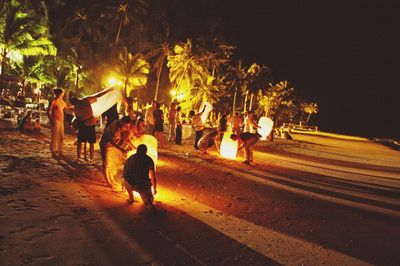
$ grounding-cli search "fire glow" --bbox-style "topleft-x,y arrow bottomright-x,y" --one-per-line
220,132 -> 238,159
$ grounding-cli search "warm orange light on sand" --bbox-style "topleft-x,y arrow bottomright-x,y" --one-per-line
257,116 -> 274,140
220,132 -> 238,159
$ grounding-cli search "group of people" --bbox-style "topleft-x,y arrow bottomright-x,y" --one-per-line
45,87 -> 266,209
17,110 -> 41,134
195,110 -> 262,164
47,88 -> 157,209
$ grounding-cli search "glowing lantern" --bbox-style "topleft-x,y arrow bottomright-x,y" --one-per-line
182,125 -> 192,139
199,102 -> 213,124
257,116 -> 274,140
91,88 -> 122,117
220,132 -> 238,159
127,134 -> 158,166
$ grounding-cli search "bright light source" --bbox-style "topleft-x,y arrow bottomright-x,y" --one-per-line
257,117 -> 274,140
176,91 -> 185,100
220,132 -> 238,159
107,77 -> 118,87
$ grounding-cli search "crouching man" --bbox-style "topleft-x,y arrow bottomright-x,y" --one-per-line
123,144 -> 157,210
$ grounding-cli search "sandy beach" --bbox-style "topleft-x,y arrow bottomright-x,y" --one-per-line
1,119 -> 400,265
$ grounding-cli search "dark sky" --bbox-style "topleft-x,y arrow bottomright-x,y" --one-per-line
221,1 -> 399,138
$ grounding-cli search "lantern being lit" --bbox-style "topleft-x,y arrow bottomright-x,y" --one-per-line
91,88 -> 122,117
127,134 -> 158,167
257,116 -> 274,140
220,132 -> 238,159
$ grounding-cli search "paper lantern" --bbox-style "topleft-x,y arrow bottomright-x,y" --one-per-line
91,88 -> 122,117
182,125 -> 192,139
127,134 -> 158,166
220,132 -> 238,159
257,116 -> 274,140
200,102 -> 213,124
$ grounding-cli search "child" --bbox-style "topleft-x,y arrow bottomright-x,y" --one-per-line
32,119 -> 41,133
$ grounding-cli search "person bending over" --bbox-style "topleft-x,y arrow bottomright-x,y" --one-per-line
99,116 -> 132,187
197,130 -> 220,155
123,144 -> 157,210
230,132 -> 260,164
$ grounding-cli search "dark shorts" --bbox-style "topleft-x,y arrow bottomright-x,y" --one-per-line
77,124 -> 96,143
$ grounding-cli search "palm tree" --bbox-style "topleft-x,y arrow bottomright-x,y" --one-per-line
303,102 -> 319,125
115,3 -> 129,45
0,0 -> 56,76
246,63 -> 272,111
145,41 -> 169,101
167,39 -> 207,108
262,81 -> 295,124
225,60 -> 247,114
10,56 -> 43,94
114,46 -> 150,102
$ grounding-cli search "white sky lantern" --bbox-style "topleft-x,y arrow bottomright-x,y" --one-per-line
182,125 -> 192,139
220,132 -> 238,159
257,117 -> 274,140
199,102 -> 213,124
91,88 -> 122,117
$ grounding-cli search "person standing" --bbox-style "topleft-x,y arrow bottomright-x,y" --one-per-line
70,89 -> 112,163
230,132 -> 260,164
230,111 -> 244,135
243,111 -> 260,133
175,106 -> 182,145
144,101 -> 156,135
47,88 -> 68,158
189,105 -> 206,149
123,144 -> 157,210
153,102 -> 164,148
168,102 -> 177,142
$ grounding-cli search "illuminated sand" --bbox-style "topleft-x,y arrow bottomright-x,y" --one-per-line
1,119 -> 399,265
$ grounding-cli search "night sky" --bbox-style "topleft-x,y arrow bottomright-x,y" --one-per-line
221,1 -> 399,138
50,1 -> 398,138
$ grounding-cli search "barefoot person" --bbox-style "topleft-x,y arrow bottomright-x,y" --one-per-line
70,88 -> 113,163
47,88 -> 69,158
230,132 -> 260,164
123,144 -> 157,209
189,105 -> 206,149
153,102 -> 164,148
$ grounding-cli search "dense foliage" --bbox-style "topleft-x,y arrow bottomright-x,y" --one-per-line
0,0 -> 318,126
